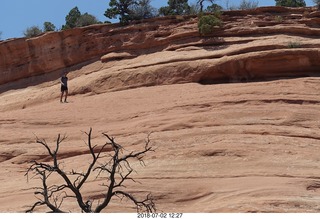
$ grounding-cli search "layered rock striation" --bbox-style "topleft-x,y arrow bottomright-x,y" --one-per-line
1,6 -> 320,89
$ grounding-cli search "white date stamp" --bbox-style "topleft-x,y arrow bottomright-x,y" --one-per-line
137,213 -> 183,218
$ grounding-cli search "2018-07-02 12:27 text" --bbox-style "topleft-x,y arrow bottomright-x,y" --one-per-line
137,213 -> 183,219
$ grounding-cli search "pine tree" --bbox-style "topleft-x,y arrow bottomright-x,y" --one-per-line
65,7 -> 81,29
104,0 -> 137,25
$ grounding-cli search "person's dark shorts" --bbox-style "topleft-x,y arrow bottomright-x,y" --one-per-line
61,85 -> 68,92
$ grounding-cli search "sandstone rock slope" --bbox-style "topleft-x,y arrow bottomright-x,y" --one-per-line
1,7 -> 320,213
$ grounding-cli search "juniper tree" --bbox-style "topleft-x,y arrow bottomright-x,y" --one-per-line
104,0 -> 137,25
159,0 -> 190,16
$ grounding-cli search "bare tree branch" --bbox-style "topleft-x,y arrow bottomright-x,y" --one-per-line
114,191 -> 156,213
26,128 -> 155,213
76,128 -> 107,190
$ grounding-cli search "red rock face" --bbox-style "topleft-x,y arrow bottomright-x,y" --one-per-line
0,16 -> 194,85
0,27 -> 109,85
1,6 -> 320,87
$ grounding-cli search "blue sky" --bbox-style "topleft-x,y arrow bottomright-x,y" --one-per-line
0,0 -> 317,40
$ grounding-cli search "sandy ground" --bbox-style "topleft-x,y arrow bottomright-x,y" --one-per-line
1,75 -> 320,213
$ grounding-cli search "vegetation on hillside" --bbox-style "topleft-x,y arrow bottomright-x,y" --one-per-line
238,0 -> 259,9
314,0 -> 320,9
62,7 -> 101,30
159,0 -> 191,16
14,0 -> 320,39
23,7 -> 101,38
130,0 -> 157,20
104,0 -> 136,25
43,22 -> 56,32
275,0 -> 306,7
23,26 -> 43,38
198,14 -> 222,35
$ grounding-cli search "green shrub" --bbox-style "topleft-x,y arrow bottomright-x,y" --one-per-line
23,26 -> 43,38
287,41 -> 302,48
76,13 -> 101,27
275,15 -> 284,22
43,22 -> 56,32
198,14 -> 222,36
275,0 -> 306,7
207,5 -> 223,19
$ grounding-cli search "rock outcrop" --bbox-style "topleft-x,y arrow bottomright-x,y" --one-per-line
0,16 -> 197,86
1,6 -> 320,90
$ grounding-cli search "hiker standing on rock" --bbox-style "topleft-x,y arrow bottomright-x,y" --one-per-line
60,72 -> 69,103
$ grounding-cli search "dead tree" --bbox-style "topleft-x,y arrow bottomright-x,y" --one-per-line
25,128 -> 155,213
197,0 -> 215,12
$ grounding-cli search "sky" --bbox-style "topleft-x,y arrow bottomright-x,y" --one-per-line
0,0 -> 317,40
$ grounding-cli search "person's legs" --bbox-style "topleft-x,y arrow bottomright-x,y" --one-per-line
60,91 -> 64,103
60,86 -> 68,103
64,90 -> 68,102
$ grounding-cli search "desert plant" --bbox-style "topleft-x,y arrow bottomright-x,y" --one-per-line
206,3 -> 223,14
274,15 -> 284,22
25,128 -> 155,213
197,0 -> 215,12
238,0 -> 259,9
287,41 -> 302,48
159,0 -> 190,16
275,0 -> 306,7
189,3 -> 201,15
64,7 -> 82,29
227,0 -> 259,10
130,0 -> 157,20
43,22 -> 56,32
105,0 -> 137,25
23,26 -> 43,38
63,7 -> 101,29
198,14 -> 222,35
314,0 -> 320,9
76,13 -> 101,27
303,10 -> 310,17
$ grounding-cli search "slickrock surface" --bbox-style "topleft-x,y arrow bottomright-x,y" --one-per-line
1,7 -> 320,212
